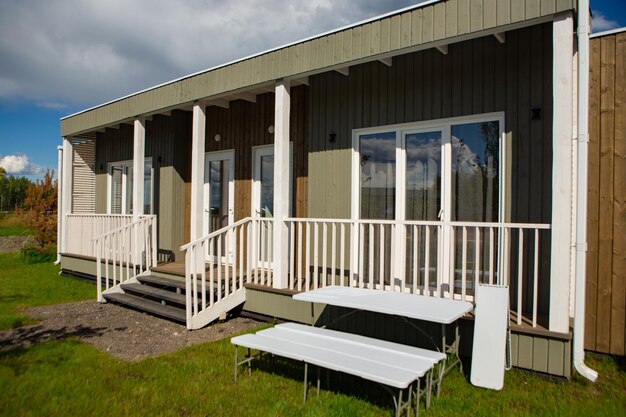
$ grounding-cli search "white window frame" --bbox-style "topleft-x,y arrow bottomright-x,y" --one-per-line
251,144 -> 294,217
351,112 -> 506,224
351,112 -> 506,286
107,158 -> 154,215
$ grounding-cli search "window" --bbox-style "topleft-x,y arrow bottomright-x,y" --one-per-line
352,113 -> 504,224
108,159 -> 153,215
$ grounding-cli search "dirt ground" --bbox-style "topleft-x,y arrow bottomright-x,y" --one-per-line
0,236 -> 33,253
0,301 -> 262,361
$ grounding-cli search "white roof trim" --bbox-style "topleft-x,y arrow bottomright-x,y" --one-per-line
61,0 -> 441,121
590,26 -> 626,38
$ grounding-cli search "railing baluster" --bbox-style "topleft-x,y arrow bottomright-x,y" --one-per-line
461,226 -> 467,301
289,222 -> 295,289
313,222 -> 319,289
533,229 -> 539,328
379,225 -> 385,291
475,227 -> 480,294
209,237 -> 215,307
185,249 -> 192,326
224,233 -> 230,297
340,223 -> 346,287
331,223 -> 337,286
368,224 -> 374,289
239,225 -> 244,290
322,223 -> 328,287
359,223 -> 365,288
425,226 -> 431,296
297,222 -> 303,291
449,226 -> 456,299
413,225 -> 419,295
305,222 -> 311,291
517,229 -> 524,326
201,241 -> 207,311
489,227 -> 495,285
217,235 -> 223,300
191,247 -> 198,316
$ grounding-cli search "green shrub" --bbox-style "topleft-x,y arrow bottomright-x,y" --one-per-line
20,244 -> 57,264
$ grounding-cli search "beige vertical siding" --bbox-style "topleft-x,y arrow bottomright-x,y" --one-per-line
61,0 -> 575,136
71,139 -> 96,213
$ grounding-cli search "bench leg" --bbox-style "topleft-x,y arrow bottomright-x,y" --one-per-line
248,348 -> 252,376
415,378 -> 421,417
303,363 -> 308,403
317,366 -> 321,397
234,345 -> 238,383
437,359 -> 445,397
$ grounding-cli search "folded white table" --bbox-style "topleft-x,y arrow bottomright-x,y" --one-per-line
293,286 -> 473,384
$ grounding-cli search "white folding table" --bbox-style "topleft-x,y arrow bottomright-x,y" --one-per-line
293,286 -> 473,382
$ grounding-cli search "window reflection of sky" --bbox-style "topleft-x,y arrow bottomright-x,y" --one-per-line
260,155 -> 274,216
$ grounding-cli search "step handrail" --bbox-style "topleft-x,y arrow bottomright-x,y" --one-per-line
92,214 -> 156,241
179,216 -> 254,251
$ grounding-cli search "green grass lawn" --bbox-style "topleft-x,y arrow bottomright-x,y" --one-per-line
0,212 -> 30,236
0,253 -> 624,416
0,253 -> 94,329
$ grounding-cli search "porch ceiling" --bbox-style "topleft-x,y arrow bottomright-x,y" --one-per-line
61,0 -> 576,137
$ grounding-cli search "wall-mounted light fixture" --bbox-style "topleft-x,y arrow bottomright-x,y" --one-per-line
329,132 -> 337,143
214,134 -> 222,142
531,107 -> 542,121
268,125 -> 275,134
157,156 -> 162,163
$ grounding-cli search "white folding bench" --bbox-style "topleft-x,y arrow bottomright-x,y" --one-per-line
231,323 -> 446,417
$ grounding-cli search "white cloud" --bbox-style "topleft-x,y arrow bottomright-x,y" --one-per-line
37,102 -> 68,110
592,10 -> 619,32
0,154 -> 44,176
0,0 -> 416,109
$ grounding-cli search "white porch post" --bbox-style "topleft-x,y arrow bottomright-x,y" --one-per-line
61,137 -> 73,255
190,102 -> 206,242
549,12 -> 574,333
132,117 -> 146,219
273,79 -> 290,289
56,145 -> 63,263
132,117 -> 146,265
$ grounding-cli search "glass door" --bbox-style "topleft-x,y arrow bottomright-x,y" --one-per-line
403,129 -> 444,293
204,150 -> 235,263
252,145 -> 293,268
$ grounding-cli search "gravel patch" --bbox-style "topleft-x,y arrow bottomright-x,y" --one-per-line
0,301 -> 262,361
0,236 -> 33,253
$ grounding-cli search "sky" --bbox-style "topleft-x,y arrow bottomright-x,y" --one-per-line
0,0 -> 623,180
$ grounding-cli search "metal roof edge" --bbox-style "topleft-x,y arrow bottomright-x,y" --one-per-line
61,0 -> 441,122
590,26 -> 626,38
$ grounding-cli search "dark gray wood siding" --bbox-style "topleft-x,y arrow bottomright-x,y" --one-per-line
95,110 -> 191,261
308,23 -> 553,319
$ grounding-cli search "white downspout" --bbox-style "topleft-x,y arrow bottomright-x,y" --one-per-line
573,0 -> 598,382
55,145 -> 63,265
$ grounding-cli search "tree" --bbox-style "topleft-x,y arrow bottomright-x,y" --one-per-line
0,175 -> 33,211
18,170 -> 57,249
0,166 -> 6,181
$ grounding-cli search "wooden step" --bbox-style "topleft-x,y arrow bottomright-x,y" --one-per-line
103,292 -> 186,323
137,274 -> 186,291
121,282 -> 188,307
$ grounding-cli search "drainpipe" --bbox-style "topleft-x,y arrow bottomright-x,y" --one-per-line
573,0 -> 598,382
55,145 -> 63,265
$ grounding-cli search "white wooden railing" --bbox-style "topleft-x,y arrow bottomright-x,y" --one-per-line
180,217 -> 273,329
93,215 -> 157,302
65,214 -> 134,257
284,218 -> 550,328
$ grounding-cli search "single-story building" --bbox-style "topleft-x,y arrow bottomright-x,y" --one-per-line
57,0 -> 625,380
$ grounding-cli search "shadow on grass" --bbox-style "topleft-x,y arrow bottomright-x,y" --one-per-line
0,324 -> 107,351
246,355 -> 403,415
